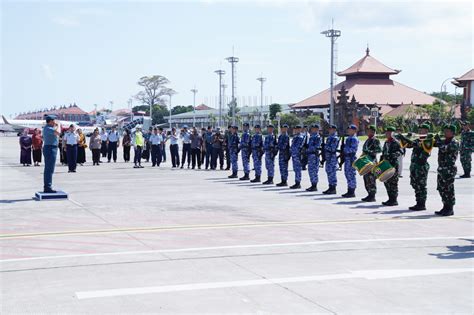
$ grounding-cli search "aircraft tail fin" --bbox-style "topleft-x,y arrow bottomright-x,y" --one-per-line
2,115 -> 10,125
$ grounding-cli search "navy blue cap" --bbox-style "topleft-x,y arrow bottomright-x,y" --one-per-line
281,124 -> 289,128
254,124 -> 261,129
310,124 -> 320,129
329,124 -> 337,129
267,124 -> 274,128
303,125 -> 308,128
295,124 -> 302,129
183,125 -> 188,129
232,125 -> 238,129
243,123 -> 250,127
44,114 -> 57,121
348,124 -> 358,130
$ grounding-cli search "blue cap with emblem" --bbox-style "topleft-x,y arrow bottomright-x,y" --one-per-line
329,124 -> 337,129
281,124 -> 289,128
348,124 -> 358,130
311,124 -> 320,129
254,124 -> 261,129
243,123 -> 249,127
44,114 -> 57,122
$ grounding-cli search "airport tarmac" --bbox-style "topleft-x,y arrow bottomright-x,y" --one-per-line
1,135 -> 473,314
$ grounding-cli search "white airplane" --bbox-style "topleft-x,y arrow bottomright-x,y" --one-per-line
1,115 -> 98,136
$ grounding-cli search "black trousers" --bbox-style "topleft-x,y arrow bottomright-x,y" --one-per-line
123,146 -> 131,162
205,144 -> 213,169
225,147 -> 230,169
181,143 -> 191,167
151,145 -> 162,166
211,147 -> 224,169
170,144 -> 180,167
161,144 -> 167,161
101,141 -> 107,157
191,148 -> 202,168
107,141 -> 117,162
92,148 -> 100,165
134,146 -> 142,165
33,149 -> 42,163
66,145 -> 77,171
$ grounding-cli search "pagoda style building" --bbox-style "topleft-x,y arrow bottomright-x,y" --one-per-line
293,48 -> 439,129
452,69 -> 473,120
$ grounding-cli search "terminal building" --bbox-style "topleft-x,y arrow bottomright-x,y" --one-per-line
15,104 -> 90,122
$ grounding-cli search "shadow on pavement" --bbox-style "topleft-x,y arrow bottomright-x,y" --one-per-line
315,196 -> 343,201
429,239 -> 474,260
0,198 -> 34,204
393,214 -> 438,219
370,209 -> 414,214
262,188 -> 291,192
336,200 -> 363,205
353,204 -> 384,209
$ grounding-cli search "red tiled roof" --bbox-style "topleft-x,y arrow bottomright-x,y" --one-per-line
336,48 -> 400,76
293,78 -> 438,109
195,104 -> 212,110
455,69 -> 474,82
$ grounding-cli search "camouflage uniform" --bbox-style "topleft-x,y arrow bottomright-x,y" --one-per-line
343,135 -> 359,189
263,133 -> 277,178
277,132 -> 290,182
362,136 -> 382,195
251,132 -> 263,177
291,132 -> 305,183
403,136 -> 433,206
381,138 -> 402,200
325,133 -> 339,186
460,129 -> 474,176
240,130 -> 251,175
307,132 -> 322,185
301,131 -> 309,170
435,137 -> 460,207
228,133 -> 240,173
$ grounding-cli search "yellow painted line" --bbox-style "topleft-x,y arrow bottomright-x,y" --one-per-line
1,216 -> 472,240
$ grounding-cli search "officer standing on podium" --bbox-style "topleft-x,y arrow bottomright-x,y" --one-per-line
42,115 -> 60,193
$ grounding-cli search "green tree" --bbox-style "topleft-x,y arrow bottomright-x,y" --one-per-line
208,113 -> 217,127
269,103 -> 282,120
467,109 -> 474,125
172,105 -> 194,115
303,115 -> 321,126
429,91 -> 462,104
279,113 -> 299,127
132,104 -> 169,125
227,99 -> 240,118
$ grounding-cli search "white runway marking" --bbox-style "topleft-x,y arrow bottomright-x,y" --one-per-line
1,235 -> 472,263
75,268 -> 474,299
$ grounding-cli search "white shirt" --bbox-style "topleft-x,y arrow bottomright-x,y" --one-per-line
64,131 -> 79,145
170,134 -> 179,145
108,131 -> 119,142
100,132 -> 108,141
149,134 -> 163,145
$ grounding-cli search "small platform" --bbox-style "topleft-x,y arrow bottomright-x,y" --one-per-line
35,191 -> 68,201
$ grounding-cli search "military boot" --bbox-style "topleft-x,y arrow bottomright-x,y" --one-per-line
306,184 -> 317,192
290,181 -> 301,189
239,173 -> 250,180
250,176 -> 261,183
362,193 -> 376,202
435,204 -> 454,216
460,173 -> 471,178
276,180 -> 288,187
262,177 -> 273,185
342,188 -> 355,198
228,172 -> 238,178
322,185 -> 336,195
409,201 -> 426,211
382,196 -> 398,206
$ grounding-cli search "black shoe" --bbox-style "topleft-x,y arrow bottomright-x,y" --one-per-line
382,198 -> 398,206
276,180 -> 288,187
322,185 -> 336,195
250,176 -> 261,183
290,182 -> 301,189
239,174 -> 250,180
262,177 -> 273,185
409,202 -> 426,211
460,174 -> 471,178
225,167 -> 230,170
43,188 -> 56,193
435,205 -> 454,216
228,172 -> 238,178
306,184 -> 317,192
139,165 -> 144,168
342,188 -> 355,198
362,193 -> 376,202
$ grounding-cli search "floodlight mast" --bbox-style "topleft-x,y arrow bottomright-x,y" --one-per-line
321,27 -> 341,125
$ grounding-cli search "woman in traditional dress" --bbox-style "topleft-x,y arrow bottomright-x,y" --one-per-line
31,128 -> 43,166
89,128 -> 101,165
19,130 -> 32,166
122,130 -> 131,162
77,129 -> 87,165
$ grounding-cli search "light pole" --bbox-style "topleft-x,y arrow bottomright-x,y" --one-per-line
215,69 -> 225,127
257,76 -> 266,126
226,55 -> 239,125
191,87 -> 198,127
440,77 -> 454,102
321,24 -> 341,125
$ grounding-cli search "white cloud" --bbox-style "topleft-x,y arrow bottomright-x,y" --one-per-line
52,16 -> 80,27
41,64 -> 54,80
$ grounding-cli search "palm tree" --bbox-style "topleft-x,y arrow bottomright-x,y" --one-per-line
208,113 -> 217,128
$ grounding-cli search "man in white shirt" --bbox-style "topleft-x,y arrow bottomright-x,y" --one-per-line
149,127 -> 163,167
64,124 -> 79,173
169,127 -> 180,167
180,125 -> 192,168
100,128 -> 108,160
107,126 -> 120,163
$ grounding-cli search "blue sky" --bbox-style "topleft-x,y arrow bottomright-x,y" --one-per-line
2,0 -> 472,117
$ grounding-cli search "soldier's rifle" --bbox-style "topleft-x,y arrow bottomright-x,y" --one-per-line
337,135 -> 345,170
319,134 -> 326,168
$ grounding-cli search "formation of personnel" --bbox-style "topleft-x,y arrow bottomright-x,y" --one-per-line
224,121 -> 473,217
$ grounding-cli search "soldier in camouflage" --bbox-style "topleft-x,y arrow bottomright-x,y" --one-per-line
290,125 -> 305,189
381,126 -> 402,206
301,125 -> 309,171
398,123 -> 433,211
250,125 -> 264,183
434,124 -> 460,216
239,123 -> 252,180
361,125 -> 381,202
227,125 -> 240,178
305,124 -> 321,191
460,122 -> 473,178
276,124 -> 290,187
262,124 -> 277,185
323,125 -> 339,195
342,124 -> 359,198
